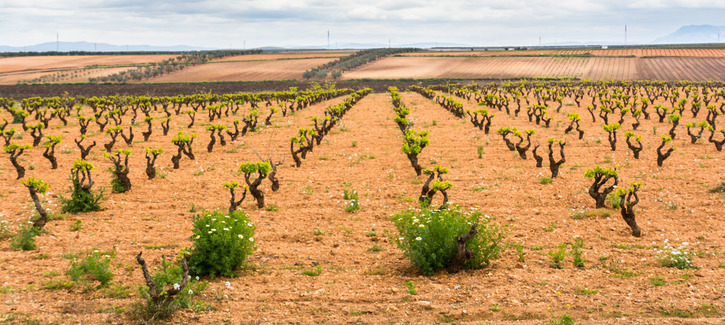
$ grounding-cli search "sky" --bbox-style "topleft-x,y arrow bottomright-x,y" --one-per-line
1,0 -> 725,48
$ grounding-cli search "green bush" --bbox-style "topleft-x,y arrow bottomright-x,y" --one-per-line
59,160 -> 104,213
187,209 -> 256,277
67,249 -> 115,288
11,225 -> 41,251
59,183 -> 104,213
392,205 -> 504,275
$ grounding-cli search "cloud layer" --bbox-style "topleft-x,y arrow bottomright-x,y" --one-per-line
1,1 -> 724,48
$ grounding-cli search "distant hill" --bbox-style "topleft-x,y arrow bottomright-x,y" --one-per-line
260,42 -> 468,50
653,25 -> 725,44
0,41 -> 469,53
0,41 -> 215,52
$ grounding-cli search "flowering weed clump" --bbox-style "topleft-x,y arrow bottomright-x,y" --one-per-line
187,209 -> 256,277
343,189 -> 360,213
392,205 -> 504,275
655,240 -> 696,270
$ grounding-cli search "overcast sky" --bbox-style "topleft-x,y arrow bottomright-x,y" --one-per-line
2,0 -> 724,48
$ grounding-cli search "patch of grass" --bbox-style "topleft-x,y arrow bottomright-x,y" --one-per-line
548,314 -> 574,325
650,276 -> 666,286
351,141 -> 357,148
69,219 -> 82,231
543,222 -> 556,232
696,303 -> 720,317
188,204 -> 199,212
365,267 -> 386,276
606,191 -> 621,209
143,243 -> 178,250
66,249 -> 115,288
438,314 -> 456,323
302,266 -> 322,277
11,226 -> 42,251
156,167 -> 168,179
570,209 -> 610,220
42,279 -> 76,290
313,228 -> 325,236
509,242 -> 526,262
663,200 -> 678,210
659,305 -> 691,318
575,287 -> 599,295
351,310 -> 372,316
404,281 -> 417,295
302,185 -> 314,195
368,245 -> 384,252
264,204 -> 279,212
102,284 -> 130,298
33,253 -> 49,260
709,182 -> 725,193
612,243 -> 651,250
473,183 -> 489,192
502,311 -> 542,321
548,243 -> 566,269
539,176 -> 553,185
61,252 -> 78,260
604,260 -> 638,278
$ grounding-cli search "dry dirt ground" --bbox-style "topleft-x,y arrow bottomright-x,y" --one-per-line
0,52 -> 347,85
0,86 -> 724,324
0,55 -> 177,85
139,58 -> 337,83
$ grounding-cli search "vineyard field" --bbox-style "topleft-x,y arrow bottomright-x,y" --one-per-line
0,79 -> 724,323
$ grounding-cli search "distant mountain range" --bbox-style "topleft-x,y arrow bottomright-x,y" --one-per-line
0,41 -> 470,53
258,42 -> 469,50
1,28 -> 723,53
653,25 -> 725,44
0,41 -> 214,52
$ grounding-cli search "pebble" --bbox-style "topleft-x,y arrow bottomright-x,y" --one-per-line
417,301 -> 432,308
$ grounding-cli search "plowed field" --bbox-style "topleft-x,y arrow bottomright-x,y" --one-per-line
343,56 -> 725,81
138,58 -> 337,82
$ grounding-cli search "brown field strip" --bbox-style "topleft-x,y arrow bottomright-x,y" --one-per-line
138,58 -> 337,82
